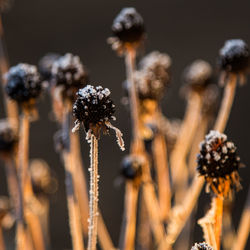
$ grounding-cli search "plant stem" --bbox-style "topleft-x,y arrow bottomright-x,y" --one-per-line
213,196 -> 223,250
0,226 -> 6,250
232,188 -> 250,250
87,134 -> 99,250
0,15 -> 19,130
214,74 -> 237,132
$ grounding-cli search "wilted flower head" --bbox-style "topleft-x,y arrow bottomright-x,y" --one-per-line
183,60 -> 212,92
51,53 -> 88,101
135,51 -> 171,100
0,120 -> 17,155
5,63 -> 42,104
72,85 -> 125,150
121,155 -> 142,180
191,242 -> 213,250
218,39 -> 249,74
112,7 -> 145,44
197,130 -> 241,197
38,53 -> 61,82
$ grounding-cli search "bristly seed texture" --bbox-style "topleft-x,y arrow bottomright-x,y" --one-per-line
5,63 -> 42,103
191,242 -> 214,250
197,130 -> 241,197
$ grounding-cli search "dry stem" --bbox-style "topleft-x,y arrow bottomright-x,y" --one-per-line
214,74 -> 237,132
87,134 -> 99,250
0,226 -> 6,250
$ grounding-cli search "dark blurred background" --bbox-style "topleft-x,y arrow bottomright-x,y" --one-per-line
0,0 -> 249,249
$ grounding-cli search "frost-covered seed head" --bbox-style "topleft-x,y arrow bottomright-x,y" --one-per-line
121,155 -> 142,180
5,63 -> 42,103
51,53 -> 88,100
112,7 -> 145,43
183,60 -> 212,91
38,53 -> 61,82
191,242 -> 213,250
0,120 -> 17,153
73,85 -> 115,132
218,39 -> 249,73
136,51 -> 171,100
197,130 -> 241,196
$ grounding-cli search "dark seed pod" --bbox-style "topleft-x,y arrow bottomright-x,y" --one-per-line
38,53 -> 61,82
183,60 -> 212,92
112,7 -> 145,43
5,63 -> 42,103
0,120 -> 18,154
191,242 -> 213,250
219,39 -> 249,74
51,53 -> 88,101
197,130 -> 241,196
73,85 -> 115,132
136,51 -> 171,100
121,155 -> 142,180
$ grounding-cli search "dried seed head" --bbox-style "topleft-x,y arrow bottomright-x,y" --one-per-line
191,242 -> 213,250
38,53 -> 61,82
197,130 -> 241,197
73,85 -> 115,133
183,60 -> 212,92
51,53 -> 88,101
5,63 -> 42,103
121,155 -> 142,180
112,7 -> 145,44
0,120 -> 18,154
218,39 -> 249,74
136,51 -> 171,100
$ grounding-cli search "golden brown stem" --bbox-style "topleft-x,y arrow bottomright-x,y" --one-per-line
232,189 -> 250,250
170,92 -> 202,190
153,133 -> 171,221
0,15 -> 19,130
214,74 -> 237,132
125,48 -> 140,145
0,226 -> 6,250
213,196 -> 223,250
87,135 -> 99,250
122,182 -> 139,250
16,223 -> 34,250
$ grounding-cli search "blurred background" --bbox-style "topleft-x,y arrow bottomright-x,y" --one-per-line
0,0 -> 249,249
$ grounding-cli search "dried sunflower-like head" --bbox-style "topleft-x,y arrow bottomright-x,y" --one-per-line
5,63 -> 42,104
182,60 -> 212,92
191,242 -> 213,250
51,53 -> 88,101
197,130 -> 241,197
218,39 -> 249,74
136,51 -> 171,100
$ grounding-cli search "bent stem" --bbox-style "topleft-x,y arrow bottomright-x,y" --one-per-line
214,74 -> 237,132
87,134 -> 99,250
0,15 -> 19,130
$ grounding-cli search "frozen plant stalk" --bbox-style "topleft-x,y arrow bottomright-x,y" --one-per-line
73,85 -> 124,250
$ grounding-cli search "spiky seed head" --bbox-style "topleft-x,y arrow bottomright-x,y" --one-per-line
218,39 -> 249,73
38,53 -> 61,82
183,60 -> 212,91
112,7 -> 145,43
136,51 -> 171,100
121,155 -> 142,180
191,242 -> 213,250
0,120 -> 17,154
73,85 -> 115,133
197,130 -> 241,197
51,53 -> 88,101
5,63 -> 42,103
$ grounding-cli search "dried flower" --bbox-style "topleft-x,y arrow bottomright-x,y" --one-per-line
121,155 -> 142,180
197,130 -> 241,197
218,39 -> 249,74
51,53 -> 88,101
38,53 -> 61,82
183,60 -> 212,92
191,242 -> 213,250
5,63 -> 42,104
0,120 -> 17,154
112,7 -> 145,44
136,51 -> 171,100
